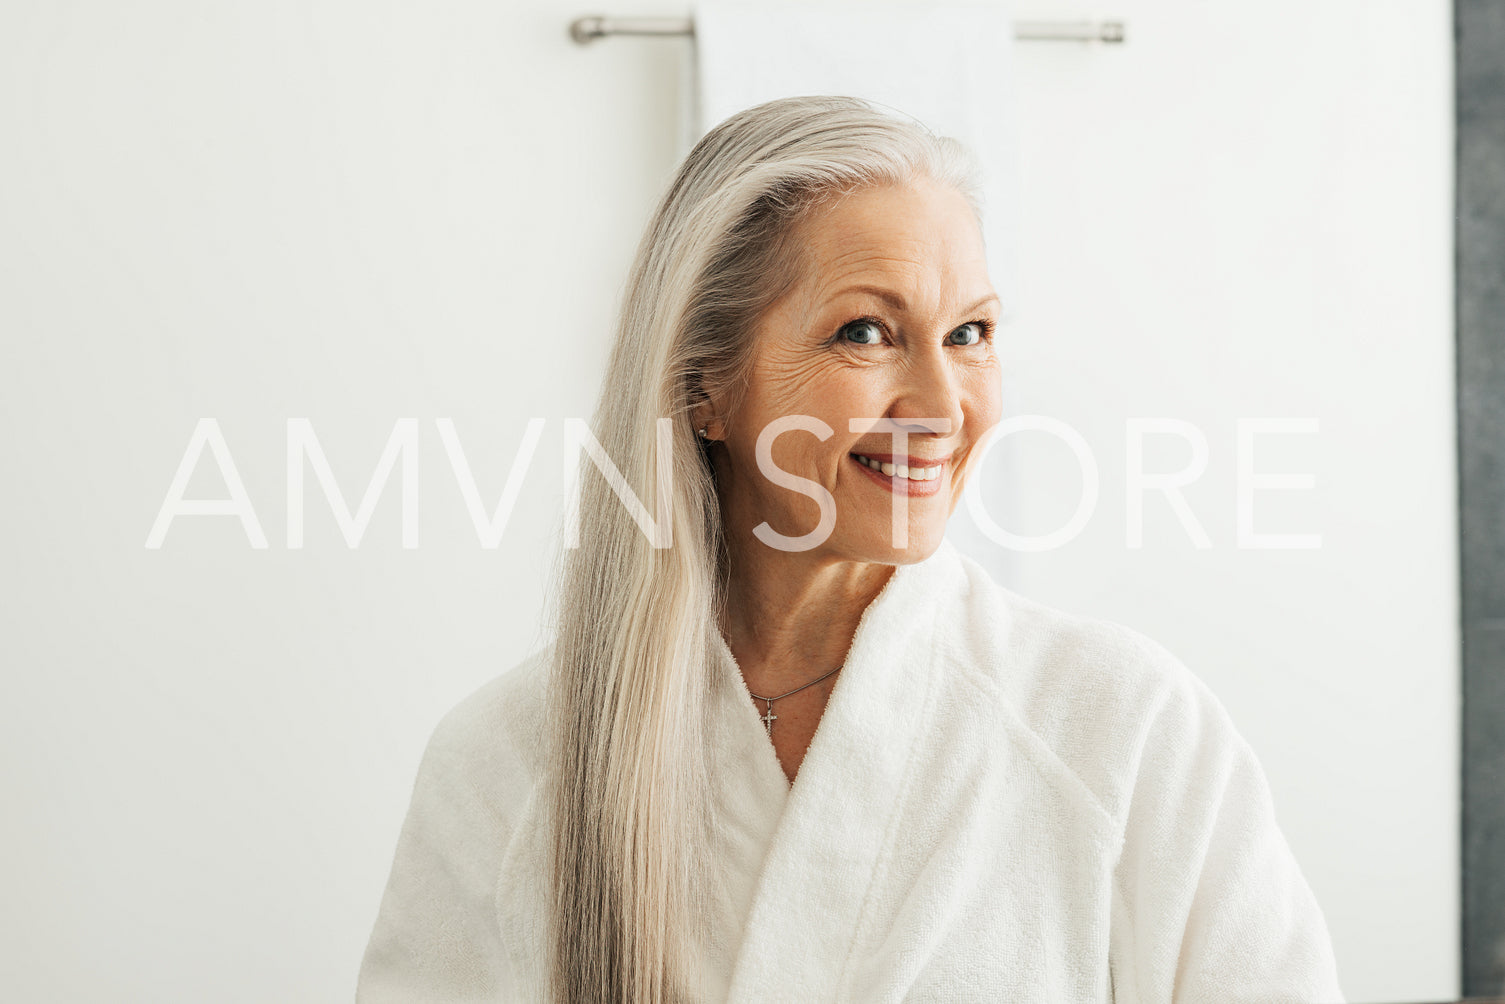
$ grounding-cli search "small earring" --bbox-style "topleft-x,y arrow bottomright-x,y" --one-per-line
697,426 -> 709,439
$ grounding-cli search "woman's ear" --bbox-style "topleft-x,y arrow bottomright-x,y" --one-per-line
692,407 -> 723,442
691,389 -> 725,442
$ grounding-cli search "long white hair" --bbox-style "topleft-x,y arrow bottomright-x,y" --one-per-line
544,94 -> 985,1004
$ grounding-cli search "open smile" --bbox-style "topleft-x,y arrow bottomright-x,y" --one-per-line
849,452 -> 948,497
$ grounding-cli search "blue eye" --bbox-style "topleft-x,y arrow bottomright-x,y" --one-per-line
839,318 -> 885,345
947,323 -> 983,346
947,320 -> 995,346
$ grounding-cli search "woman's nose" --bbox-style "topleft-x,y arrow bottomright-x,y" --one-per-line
890,345 -> 965,435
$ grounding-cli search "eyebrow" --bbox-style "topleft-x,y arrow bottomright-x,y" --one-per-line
831,284 -> 1001,316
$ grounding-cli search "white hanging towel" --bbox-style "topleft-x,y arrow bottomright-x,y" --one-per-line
689,0 -> 1025,588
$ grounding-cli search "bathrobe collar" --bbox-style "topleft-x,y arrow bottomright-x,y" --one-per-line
706,538 -> 968,1000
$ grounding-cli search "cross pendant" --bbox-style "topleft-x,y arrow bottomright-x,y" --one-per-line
761,702 -> 777,736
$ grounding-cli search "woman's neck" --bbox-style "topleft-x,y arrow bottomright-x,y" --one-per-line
718,541 -> 895,695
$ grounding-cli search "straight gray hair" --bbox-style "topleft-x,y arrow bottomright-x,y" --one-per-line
543,94 -> 985,1004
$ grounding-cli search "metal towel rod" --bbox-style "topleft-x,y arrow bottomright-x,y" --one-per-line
569,15 -> 1125,44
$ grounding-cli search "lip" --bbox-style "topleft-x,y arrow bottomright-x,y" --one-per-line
848,451 -> 948,497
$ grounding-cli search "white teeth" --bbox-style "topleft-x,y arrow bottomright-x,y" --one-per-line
854,454 -> 942,481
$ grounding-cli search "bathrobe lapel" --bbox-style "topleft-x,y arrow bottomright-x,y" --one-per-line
710,546 -> 954,1003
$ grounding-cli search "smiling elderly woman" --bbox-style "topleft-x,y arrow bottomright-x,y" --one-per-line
356,96 -> 1345,1004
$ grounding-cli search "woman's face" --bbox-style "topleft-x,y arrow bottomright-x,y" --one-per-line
710,176 -> 1003,565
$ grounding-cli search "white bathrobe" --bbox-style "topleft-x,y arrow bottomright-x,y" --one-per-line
357,538 -> 1345,1002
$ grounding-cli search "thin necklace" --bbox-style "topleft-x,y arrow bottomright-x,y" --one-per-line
747,666 -> 842,738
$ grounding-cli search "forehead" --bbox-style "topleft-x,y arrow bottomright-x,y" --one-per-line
790,180 -> 989,306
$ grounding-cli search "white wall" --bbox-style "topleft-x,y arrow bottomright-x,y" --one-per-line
0,1 -> 1454,1001
989,3 -> 1458,1001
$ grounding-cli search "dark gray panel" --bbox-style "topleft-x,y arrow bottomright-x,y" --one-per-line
1459,0 -> 1505,629
1464,623 -> 1505,995
1459,1 -> 1505,995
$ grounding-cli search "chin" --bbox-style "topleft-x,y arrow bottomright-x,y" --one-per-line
849,519 -> 949,565
898,529 -> 948,563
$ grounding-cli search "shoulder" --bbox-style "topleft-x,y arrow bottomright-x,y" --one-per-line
935,542 -> 1247,831
415,643 -> 554,814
